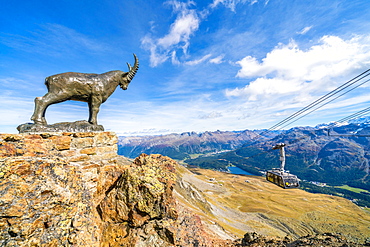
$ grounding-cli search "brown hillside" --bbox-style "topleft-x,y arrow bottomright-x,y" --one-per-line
174,165 -> 370,243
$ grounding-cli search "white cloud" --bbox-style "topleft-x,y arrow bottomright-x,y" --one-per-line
185,54 -> 212,65
209,55 -> 225,64
142,0 -> 255,67
220,34 -> 370,129
142,1 -> 200,67
0,95 -> 35,132
210,0 -> 254,11
198,111 -> 223,119
99,94 -> 258,135
0,78 -> 28,89
233,35 -> 370,101
165,0 -> 196,12
157,10 -> 199,49
171,51 -> 181,65
141,35 -> 169,66
183,54 -> 224,65
226,77 -> 304,100
297,26 -> 313,35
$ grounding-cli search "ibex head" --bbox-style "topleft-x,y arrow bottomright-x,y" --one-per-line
120,54 -> 139,90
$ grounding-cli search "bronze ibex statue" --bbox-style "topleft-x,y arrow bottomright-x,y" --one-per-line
31,54 -> 139,125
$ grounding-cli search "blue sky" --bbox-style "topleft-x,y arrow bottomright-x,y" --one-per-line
1,0 -> 370,135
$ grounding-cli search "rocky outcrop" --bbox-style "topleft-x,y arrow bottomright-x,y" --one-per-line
98,154 -> 235,246
0,132 -> 233,246
0,132 -> 127,246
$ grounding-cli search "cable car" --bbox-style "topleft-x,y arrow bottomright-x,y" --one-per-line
266,168 -> 299,189
266,143 -> 299,189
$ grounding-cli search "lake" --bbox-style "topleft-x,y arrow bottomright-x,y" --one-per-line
227,166 -> 254,176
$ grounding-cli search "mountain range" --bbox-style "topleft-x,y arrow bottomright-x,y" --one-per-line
118,130 -> 267,160
186,122 -> 370,190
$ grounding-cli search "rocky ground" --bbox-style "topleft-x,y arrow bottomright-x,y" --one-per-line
1,132 -> 370,246
235,232 -> 370,246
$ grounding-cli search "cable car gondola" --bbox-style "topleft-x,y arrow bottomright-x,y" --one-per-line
266,143 -> 299,189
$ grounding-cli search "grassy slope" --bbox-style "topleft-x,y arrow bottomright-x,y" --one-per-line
336,185 -> 369,193
174,165 -> 370,243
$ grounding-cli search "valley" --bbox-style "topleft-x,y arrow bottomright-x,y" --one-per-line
118,120 -> 370,209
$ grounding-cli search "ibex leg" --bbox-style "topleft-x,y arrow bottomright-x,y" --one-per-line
31,93 -> 67,125
88,96 -> 102,125
31,96 -> 47,125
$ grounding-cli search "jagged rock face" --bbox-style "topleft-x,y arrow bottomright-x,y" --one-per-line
98,154 -> 233,246
98,154 -> 179,245
0,133 -> 233,246
0,132 -> 127,246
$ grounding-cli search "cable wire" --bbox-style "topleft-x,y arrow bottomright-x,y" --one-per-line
243,69 -> 370,148
275,78 -> 370,130
266,69 -> 370,131
240,70 -> 370,160
337,106 -> 370,123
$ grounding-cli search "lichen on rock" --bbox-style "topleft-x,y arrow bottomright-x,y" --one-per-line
98,154 -> 179,245
0,132 -> 127,246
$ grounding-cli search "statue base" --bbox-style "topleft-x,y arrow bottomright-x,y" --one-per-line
17,120 -> 104,133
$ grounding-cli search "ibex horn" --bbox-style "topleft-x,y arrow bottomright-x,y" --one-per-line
127,54 -> 139,82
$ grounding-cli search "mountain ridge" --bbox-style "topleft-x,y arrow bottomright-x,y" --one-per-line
118,129 -> 265,160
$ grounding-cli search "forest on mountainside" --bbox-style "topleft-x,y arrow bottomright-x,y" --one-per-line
185,123 -> 370,189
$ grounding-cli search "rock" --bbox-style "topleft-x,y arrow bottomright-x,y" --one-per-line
98,153 -> 233,246
17,120 -> 104,133
0,132 -> 125,246
242,232 -> 259,243
0,132 -> 234,246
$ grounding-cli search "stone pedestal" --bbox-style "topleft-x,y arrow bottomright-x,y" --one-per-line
1,131 -> 118,163
17,120 -> 104,133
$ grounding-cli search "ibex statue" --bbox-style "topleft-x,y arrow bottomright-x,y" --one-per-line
31,54 -> 139,125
